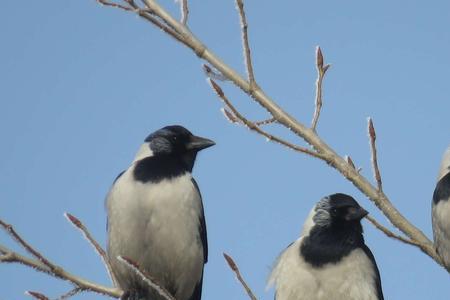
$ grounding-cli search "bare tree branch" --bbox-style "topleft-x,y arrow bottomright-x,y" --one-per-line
0,219 -> 58,272
235,0 -> 256,88
365,215 -> 423,247
117,256 -> 175,300
65,213 -> 116,284
97,0 -> 133,11
209,79 -> 325,159
223,253 -> 258,300
57,287 -> 84,300
98,0 -> 186,44
368,118 -> 383,192
0,218 -> 123,298
0,245 -> 53,276
311,46 -> 330,132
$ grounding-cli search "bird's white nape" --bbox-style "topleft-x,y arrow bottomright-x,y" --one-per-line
300,207 -> 316,237
133,142 -> 154,162
438,146 -> 450,181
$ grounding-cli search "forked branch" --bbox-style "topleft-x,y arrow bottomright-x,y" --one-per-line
0,217 -> 122,298
209,79 -> 324,159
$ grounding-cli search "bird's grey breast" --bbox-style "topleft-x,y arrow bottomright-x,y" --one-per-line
269,239 -> 379,300
106,168 -> 204,299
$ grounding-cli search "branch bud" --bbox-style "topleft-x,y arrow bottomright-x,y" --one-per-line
223,253 -> 238,271
25,291 -> 49,300
209,79 -> 225,98
368,118 -> 376,140
316,46 -> 324,69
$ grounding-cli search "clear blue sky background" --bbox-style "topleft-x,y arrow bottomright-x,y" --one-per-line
1,1 -> 449,299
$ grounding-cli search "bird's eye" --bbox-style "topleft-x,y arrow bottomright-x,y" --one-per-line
331,208 -> 338,215
347,207 -> 357,214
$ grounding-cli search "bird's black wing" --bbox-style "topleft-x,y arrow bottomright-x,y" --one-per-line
433,172 -> 450,205
113,170 -> 126,184
191,178 -> 208,263
189,271 -> 204,300
362,244 -> 384,300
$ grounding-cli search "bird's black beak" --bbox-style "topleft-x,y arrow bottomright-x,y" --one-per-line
345,206 -> 369,221
186,135 -> 216,151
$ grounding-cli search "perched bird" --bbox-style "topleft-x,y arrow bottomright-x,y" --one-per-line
268,193 -> 384,300
432,146 -> 450,268
106,125 -> 215,300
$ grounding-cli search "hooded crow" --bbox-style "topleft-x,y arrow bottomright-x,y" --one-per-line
268,193 -> 383,300
106,125 -> 215,300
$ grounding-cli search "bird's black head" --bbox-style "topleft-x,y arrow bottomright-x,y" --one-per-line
145,125 -> 215,156
313,193 -> 368,228
132,125 -> 215,183
300,193 -> 368,267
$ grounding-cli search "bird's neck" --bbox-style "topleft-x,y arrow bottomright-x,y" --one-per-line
300,223 -> 365,267
132,154 -> 194,183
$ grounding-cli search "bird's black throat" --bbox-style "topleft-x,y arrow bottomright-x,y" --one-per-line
300,222 -> 365,268
133,152 -> 197,183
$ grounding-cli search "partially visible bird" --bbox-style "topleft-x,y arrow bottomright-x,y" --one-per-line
106,125 -> 215,300
268,193 -> 384,300
432,145 -> 450,268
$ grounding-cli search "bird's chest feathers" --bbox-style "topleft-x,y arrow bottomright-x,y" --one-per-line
311,249 -> 376,297
112,171 -> 202,245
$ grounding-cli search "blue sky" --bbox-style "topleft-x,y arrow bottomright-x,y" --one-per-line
1,0 -> 449,299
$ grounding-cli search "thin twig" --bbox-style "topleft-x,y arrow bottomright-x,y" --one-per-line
254,117 -> 276,126
223,253 -> 258,300
209,79 -> 324,159
311,46 -> 330,131
26,291 -> 50,300
365,215 -> 422,247
65,213 -> 115,284
0,220 -> 122,298
0,245 -> 53,276
97,0 -> 133,11
57,287 -> 84,300
0,219 -> 57,271
118,256 -> 175,300
179,0 -> 189,25
368,118 -> 383,192
96,0 -> 185,44
235,0 -> 256,88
